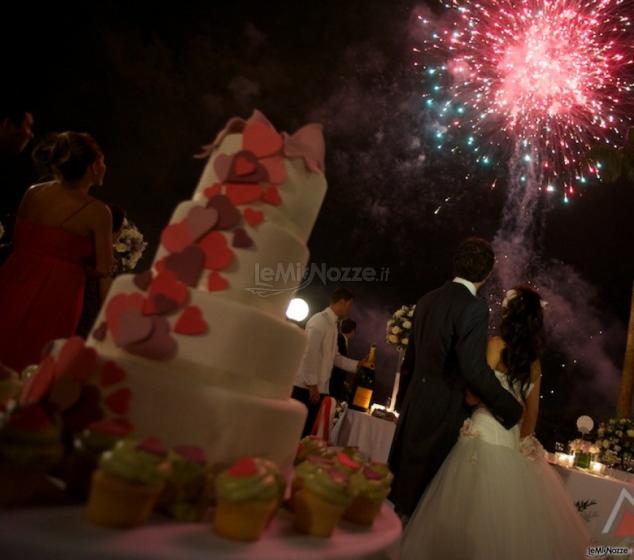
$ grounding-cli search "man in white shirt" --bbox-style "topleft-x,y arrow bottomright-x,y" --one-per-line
292,288 -> 369,436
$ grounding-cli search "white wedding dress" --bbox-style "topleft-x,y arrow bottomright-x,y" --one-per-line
400,371 -> 590,560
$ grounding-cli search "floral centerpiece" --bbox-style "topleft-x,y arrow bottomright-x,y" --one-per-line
568,439 -> 600,469
386,304 -> 415,351
594,417 -> 634,472
114,218 -> 147,273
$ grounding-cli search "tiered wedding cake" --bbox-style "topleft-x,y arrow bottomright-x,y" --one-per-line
86,111 -> 327,469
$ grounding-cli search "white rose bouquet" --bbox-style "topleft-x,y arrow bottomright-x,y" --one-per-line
386,304 -> 415,351
594,417 -> 634,471
113,218 -> 148,273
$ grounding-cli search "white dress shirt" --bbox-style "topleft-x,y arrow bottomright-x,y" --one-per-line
453,277 -> 477,296
294,307 -> 359,393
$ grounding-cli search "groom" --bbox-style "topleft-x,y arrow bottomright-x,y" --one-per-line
388,237 -> 523,521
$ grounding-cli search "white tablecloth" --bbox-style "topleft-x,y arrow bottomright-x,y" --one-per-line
336,409 -> 397,463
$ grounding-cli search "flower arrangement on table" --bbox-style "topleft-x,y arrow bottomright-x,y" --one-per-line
113,218 -> 147,273
386,304 -> 415,351
594,417 -> 634,472
567,439 -> 601,469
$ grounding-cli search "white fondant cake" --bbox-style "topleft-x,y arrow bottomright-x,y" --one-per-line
84,111 -> 327,469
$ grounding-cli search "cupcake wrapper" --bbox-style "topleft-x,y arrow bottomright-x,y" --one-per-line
343,494 -> 383,526
213,498 -> 277,542
293,488 -> 346,538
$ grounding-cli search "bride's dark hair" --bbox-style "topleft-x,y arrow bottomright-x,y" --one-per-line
500,286 -> 544,401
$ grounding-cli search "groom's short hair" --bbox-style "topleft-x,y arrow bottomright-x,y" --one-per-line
453,237 -> 495,283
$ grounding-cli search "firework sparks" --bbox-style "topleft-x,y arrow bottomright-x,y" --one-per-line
415,0 -> 633,198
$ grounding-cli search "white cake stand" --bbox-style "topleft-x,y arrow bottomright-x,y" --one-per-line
0,503 -> 401,560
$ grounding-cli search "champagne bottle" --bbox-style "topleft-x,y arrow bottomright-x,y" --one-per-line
350,344 -> 377,412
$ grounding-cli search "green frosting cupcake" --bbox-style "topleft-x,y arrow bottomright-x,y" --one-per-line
295,455 -> 334,482
75,419 -> 133,458
99,438 -> 169,486
341,446 -> 366,466
0,404 -> 63,467
254,457 -> 285,499
295,436 -> 328,463
215,457 -> 278,503
302,467 -> 352,506
333,451 -> 362,475
349,465 -> 393,501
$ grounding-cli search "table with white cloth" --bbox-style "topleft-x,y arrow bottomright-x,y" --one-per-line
335,409 -> 397,463
550,461 -> 634,547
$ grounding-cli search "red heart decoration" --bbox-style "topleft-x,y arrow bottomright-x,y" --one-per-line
174,306 -> 208,336
229,457 -> 258,477
185,206 -> 219,241
161,221 -> 193,253
56,337 -> 98,384
154,257 -> 166,274
213,154 -> 233,182
148,270 -> 189,308
125,317 -> 178,361
173,445 -> 207,465
106,293 -> 146,332
232,228 -> 254,249
92,321 -> 108,341
262,185 -> 282,206
100,361 -> 127,387
208,271 -> 229,291
199,231 -> 234,271
234,154 -> 257,176
206,195 -> 241,229
243,208 -> 264,228
88,418 -> 133,436
149,293 -> 181,315
243,121 -> 283,158
225,183 -> 263,206
112,308 -> 155,347
137,437 -> 168,457
260,156 -> 287,184
163,245 -> 205,287
20,356 -> 56,406
105,388 -> 132,415
133,270 -> 153,291
204,183 -> 222,199
49,375 -> 82,411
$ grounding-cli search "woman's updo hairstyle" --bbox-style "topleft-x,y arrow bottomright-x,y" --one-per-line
32,131 -> 102,182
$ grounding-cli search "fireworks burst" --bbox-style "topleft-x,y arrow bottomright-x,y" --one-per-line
414,0 -> 634,199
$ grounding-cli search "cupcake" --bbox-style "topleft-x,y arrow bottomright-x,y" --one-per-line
213,457 -> 279,541
86,437 -> 169,528
159,445 -> 211,521
340,446 -> 366,466
0,403 -> 63,506
293,466 -> 352,537
0,364 -> 21,410
333,451 -> 362,475
294,435 -> 328,464
290,455 -> 333,509
65,418 -> 133,499
343,463 -> 393,525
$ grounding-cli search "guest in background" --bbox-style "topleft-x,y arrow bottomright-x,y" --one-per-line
329,318 -> 357,401
292,288 -> 371,437
76,203 -> 124,338
0,131 -> 113,371
0,102 -> 35,264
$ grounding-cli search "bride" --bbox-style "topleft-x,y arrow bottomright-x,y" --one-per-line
400,286 -> 590,560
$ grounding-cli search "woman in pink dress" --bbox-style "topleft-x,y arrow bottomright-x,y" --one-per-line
0,131 -> 114,371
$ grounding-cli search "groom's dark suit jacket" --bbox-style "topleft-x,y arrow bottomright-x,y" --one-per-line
388,281 -> 523,516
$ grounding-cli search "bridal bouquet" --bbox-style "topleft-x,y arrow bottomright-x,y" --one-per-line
386,304 -> 415,351
594,418 -> 634,470
114,218 -> 147,273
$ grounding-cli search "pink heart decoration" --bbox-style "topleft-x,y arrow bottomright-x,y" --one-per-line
163,245 -> 205,287
243,208 -> 264,228
174,306 -> 208,336
208,271 -> 229,291
260,156 -> 287,184
106,293 -> 147,332
213,153 -> 233,182
283,123 -> 325,173
133,270 -> 153,291
206,195 -> 242,229
150,293 -> 181,315
203,183 -> 222,199
161,221 -> 193,253
145,270 -> 189,312
232,228 -> 254,249
124,317 -> 178,361
185,206 -> 219,241
262,185 -> 282,206
92,321 -> 108,341
243,121 -> 283,158
225,184 -> 263,206
100,361 -> 127,387
234,153 -> 257,176
199,231 -> 234,271
105,388 -> 132,415
112,308 -> 155,347
226,150 -> 269,183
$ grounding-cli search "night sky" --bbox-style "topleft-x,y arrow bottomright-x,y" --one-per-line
4,1 -> 634,446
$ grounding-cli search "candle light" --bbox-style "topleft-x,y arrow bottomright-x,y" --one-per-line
556,453 -> 574,468
590,461 -> 606,475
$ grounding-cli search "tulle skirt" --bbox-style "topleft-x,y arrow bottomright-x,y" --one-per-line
400,434 -> 590,560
